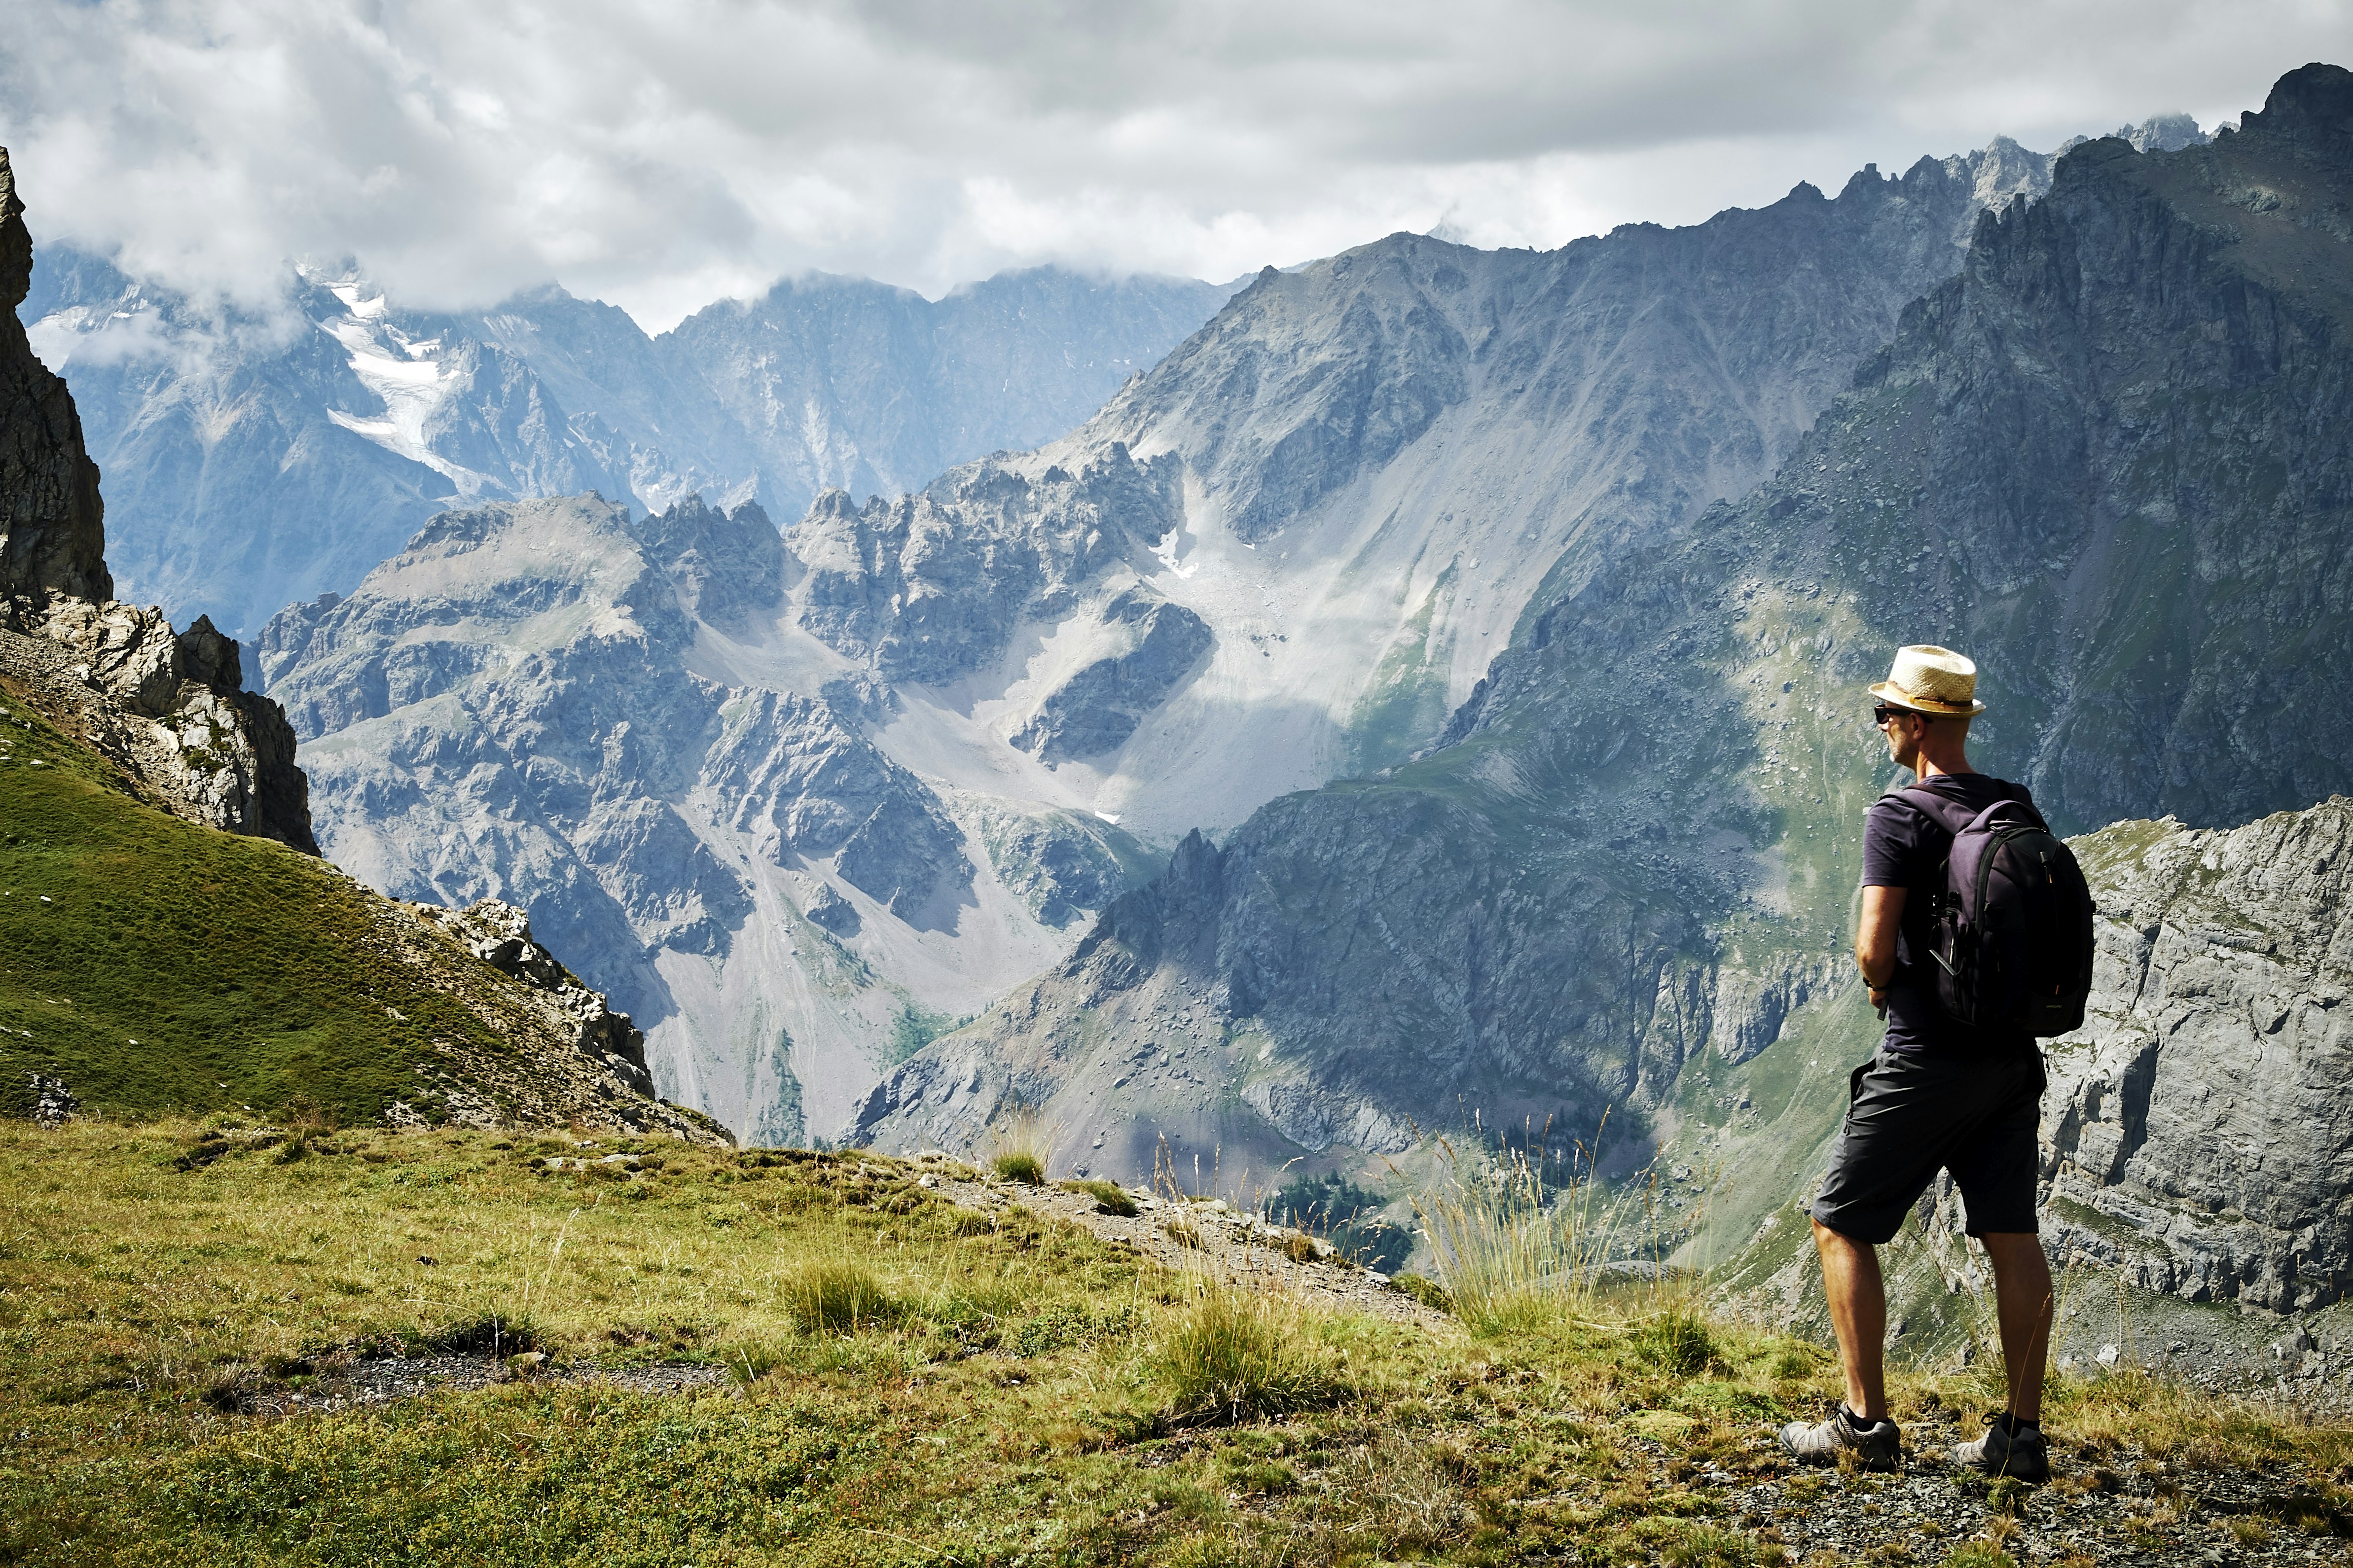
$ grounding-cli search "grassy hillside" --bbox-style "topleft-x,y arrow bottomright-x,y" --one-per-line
4,1122 -> 2348,1567
0,680 -> 501,1126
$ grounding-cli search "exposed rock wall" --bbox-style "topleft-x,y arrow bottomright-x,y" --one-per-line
0,149 -> 108,615
2036,802 -> 2353,1311
259,491 -> 1054,1140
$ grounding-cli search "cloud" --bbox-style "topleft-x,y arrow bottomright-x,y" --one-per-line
3,0 -> 2346,329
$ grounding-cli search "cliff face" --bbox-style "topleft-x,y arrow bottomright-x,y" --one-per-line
0,146 -> 315,854
257,491 -> 1128,1143
2038,803 -> 2353,1312
851,70 -> 2353,1235
0,149 -> 109,618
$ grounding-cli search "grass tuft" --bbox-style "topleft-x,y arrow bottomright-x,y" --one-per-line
992,1151 -> 1046,1185
984,1103 -> 1052,1186
1633,1309 -> 1725,1376
1151,1286 -> 1347,1425
1408,1134 -> 1637,1338
777,1261 -> 902,1336
1057,1177 -> 1138,1216
430,1311 -> 543,1357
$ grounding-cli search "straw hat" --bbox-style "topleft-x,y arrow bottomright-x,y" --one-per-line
1869,644 -> 1986,716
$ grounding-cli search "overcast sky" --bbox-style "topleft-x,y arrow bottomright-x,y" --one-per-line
5,0 -> 2349,331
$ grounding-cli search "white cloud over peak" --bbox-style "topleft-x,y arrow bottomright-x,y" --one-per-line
4,0 -> 2346,329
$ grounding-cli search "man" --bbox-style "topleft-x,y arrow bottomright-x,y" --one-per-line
1778,645 -> 2054,1481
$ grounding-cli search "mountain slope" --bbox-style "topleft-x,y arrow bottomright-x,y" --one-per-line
852,70 -> 2353,1224
791,142 -> 2058,852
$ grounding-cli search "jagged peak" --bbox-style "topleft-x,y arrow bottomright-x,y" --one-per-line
2242,61 -> 2353,140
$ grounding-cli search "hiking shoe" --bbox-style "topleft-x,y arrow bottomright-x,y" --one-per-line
1953,1414 -> 2050,1483
1778,1404 -> 1901,1470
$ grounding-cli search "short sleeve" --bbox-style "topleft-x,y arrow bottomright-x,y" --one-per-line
1861,798 -> 1917,888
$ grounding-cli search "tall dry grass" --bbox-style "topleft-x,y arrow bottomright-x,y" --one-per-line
985,1103 -> 1054,1184
1400,1124 -> 1666,1339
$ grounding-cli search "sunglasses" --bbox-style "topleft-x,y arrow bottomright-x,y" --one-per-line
1872,705 -> 1931,726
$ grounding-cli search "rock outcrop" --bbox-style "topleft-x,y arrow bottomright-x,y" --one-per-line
0,151 -> 107,614
0,145 -> 316,854
259,491 -> 1081,1140
2037,802 -> 2353,1311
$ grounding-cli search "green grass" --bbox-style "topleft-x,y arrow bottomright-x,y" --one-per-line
992,1151 -> 1046,1185
0,686 -> 500,1126
1151,1285 -> 1347,1424
2,1122 -> 2349,1566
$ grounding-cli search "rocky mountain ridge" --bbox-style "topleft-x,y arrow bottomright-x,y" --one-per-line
26,252 -> 1234,638
0,145 -> 314,853
271,133 -> 2075,1143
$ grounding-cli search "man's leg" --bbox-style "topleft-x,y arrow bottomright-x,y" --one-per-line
1978,1232 -> 2053,1423
1812,1217 -> 1888,1422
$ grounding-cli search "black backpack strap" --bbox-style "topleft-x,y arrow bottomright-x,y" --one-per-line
1895,778 -> 2050,837
1892,784 -> 1973,838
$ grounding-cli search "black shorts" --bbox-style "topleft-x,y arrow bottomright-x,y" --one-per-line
1811,1046 -> 2046,1245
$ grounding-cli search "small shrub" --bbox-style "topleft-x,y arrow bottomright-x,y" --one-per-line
1277,1232 -> 1322,1266
1164,1217 -> 1204,1249
1058,1178 -> 1138,1216
992,1152 -> 1046,1186
1153,1288 -> 1346,1425
779,1261 -> 901,1336
1390,1273 -> 1453,1313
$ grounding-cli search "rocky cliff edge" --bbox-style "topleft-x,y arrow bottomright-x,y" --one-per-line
0,144 -> 315,853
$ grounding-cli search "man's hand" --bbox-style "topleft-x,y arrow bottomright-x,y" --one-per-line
1857,885 -> 1906,1015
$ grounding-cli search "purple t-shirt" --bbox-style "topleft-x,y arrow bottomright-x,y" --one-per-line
1862,772 -> 2037,1057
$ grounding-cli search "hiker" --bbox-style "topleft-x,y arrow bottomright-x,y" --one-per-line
1778,645 -> 2077,1482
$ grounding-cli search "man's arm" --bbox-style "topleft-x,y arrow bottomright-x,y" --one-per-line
1857,885 -> 1906,1016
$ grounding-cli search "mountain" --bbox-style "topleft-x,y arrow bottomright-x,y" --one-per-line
266,133 -> 2069,1143
0,143 -> 724,1144
24,255 -> 1234,638
852,59 -> 2353,1270
657,267 -> 1237,515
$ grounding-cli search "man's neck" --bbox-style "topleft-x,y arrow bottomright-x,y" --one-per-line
1912,748 -> 1976,782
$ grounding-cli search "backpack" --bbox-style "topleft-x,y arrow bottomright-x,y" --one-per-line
1898,783 -> 2096,1037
